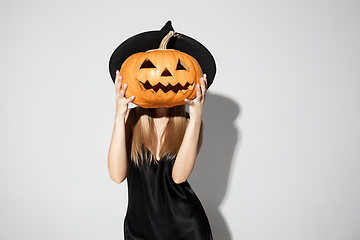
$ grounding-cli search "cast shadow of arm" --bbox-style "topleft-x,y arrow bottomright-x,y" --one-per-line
188,92 -> 241,240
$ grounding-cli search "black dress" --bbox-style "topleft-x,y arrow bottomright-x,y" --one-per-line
124,150 -> 213,240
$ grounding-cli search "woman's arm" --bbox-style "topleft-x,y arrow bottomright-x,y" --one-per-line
108,72 -> 135,184
172,74 -> 207,184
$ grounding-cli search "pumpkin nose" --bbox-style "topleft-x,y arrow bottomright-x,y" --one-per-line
161,68 -> 172,77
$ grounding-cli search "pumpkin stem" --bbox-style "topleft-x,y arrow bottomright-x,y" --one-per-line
159,31 -> 178,49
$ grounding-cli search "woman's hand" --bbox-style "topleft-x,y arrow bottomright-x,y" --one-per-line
185,74 -> 207,121
114,70 -> 135,120
173,74 -> 207,184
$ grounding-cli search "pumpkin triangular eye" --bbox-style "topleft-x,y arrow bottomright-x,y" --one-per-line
176,59 -> 189,70
140,58 -> 156,69
161,68 -> 172,77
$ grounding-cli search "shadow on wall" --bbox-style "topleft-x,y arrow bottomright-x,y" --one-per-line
188,92 -> 241,240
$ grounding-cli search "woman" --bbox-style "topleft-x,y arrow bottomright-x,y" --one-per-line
108,70 -> 212,240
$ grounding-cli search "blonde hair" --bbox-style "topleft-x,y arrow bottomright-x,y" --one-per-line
129,105 -> 187,166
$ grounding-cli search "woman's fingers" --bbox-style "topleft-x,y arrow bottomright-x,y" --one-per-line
126,95 -> 135,103
119,83 -> 128,97
185,84 -> 201,105
114,71 -> 135,118
201,74 -> 207,97
196,74 -> 207,100
184,98 -> 193,106
120,83 -> 135,102
115,71 -> 122,93
115,71 -> 128,97
114,71 -> 135,102
196,83 -> 202,99
185,73 -> 208,105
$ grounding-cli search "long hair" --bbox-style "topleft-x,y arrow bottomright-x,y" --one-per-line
129,105 -> 187,166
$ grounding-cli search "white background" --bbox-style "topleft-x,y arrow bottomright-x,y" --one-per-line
1,0 -> 360,239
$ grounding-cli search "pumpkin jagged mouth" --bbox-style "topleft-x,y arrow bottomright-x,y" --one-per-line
138,80 -> 194,94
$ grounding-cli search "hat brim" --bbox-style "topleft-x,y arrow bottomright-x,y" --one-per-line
109,21 -> 216,88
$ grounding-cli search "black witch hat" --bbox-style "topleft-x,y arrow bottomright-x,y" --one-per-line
109,21 -> 216,88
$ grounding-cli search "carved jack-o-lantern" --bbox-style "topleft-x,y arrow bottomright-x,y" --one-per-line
119,31 -> 203,108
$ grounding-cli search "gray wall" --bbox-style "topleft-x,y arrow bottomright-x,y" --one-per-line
1,0 -> 360,239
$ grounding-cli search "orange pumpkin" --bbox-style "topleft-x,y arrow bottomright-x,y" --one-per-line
119,31 -> 203,108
